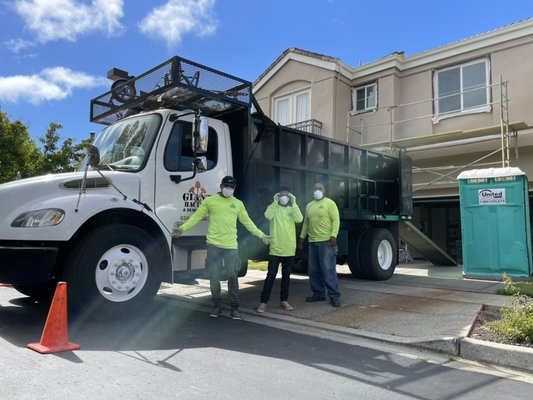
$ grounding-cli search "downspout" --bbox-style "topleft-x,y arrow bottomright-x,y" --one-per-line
333,65 -> 339,140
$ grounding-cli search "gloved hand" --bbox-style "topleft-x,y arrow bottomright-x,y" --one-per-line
172,221 -> 184,238
298,238 -> 304,249
261,235 -> 272,245
329,236 -> 337,247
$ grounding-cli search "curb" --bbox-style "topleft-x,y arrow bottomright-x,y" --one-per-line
160,293 -> 533,374
459,338 -> 533,373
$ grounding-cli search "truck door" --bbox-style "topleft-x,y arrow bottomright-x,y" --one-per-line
153,117 -> 229,236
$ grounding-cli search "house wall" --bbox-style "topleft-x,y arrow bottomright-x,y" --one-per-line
253,21 -> 533,263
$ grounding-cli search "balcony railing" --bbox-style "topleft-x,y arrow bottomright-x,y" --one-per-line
286,119 -> 323,135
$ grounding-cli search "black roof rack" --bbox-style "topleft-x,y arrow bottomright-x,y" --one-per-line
90,56 -> 252,125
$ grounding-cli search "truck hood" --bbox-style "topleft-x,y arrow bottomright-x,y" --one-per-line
0,171 -> 142,203
0,171 -> 143,237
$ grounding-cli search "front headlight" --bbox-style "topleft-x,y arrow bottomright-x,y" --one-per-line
11,208 -> 65,228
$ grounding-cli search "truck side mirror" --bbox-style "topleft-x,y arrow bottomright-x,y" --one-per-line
193,116 -> 209,154
87,145 -> 100,168
194,156 -> 208,172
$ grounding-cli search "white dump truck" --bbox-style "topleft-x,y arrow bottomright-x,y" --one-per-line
0,56 -> 412,318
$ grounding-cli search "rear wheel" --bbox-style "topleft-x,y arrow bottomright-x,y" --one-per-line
293,258 -> 308,274
64,224 -> 164,320
360,228 -> 397,280
348,230 -> 364,278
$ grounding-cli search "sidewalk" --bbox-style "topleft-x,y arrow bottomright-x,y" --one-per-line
158,262 -> 533,373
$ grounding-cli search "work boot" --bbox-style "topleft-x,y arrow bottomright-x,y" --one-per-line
209,306 -> 221,318
331,299 -> 341,308
280,301 -> 294,311
305,295 -> 326,302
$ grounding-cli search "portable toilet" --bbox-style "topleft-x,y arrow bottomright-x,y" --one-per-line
458,167 -> 532,279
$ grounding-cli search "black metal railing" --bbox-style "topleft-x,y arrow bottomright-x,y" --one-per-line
286,119 -> 323,135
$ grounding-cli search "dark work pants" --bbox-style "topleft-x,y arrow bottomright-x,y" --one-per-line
260,255 -> 294,304
206,244 -> 240,310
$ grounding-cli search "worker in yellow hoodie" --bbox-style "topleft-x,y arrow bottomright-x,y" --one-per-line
174,176 -> 270,320
256,186 -> 303,313
298,182 -> 341,307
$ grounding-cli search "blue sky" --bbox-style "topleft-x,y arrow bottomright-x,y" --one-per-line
0,0 -> 532,143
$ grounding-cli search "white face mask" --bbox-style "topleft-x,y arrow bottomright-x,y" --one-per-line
278,195 -> 290,206
222,187 -> 234,198
313,190 -> 324,200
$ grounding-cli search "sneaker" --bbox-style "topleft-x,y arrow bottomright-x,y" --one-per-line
230,309 -> 242,320
280,301 -> 294,311
305,296 -> 326,302
256,303 -> 268,313
209,307 -> 221,318
331,299 -> 341,308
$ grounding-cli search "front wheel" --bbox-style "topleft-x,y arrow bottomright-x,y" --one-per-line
64,224 -> 164,320
360,228 -> 397,280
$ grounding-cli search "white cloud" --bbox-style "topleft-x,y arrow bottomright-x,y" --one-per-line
0,67 -> 107,104
13,0 -> 125,43
139,0 -> 218,48
4,38 -> 36,54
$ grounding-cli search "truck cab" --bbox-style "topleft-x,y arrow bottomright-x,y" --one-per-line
0,56 -> 251,319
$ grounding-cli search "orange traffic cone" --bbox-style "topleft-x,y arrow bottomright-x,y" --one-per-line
27,281 -> 80,354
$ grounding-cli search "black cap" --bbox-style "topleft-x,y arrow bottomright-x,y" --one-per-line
221,176 -> 237,187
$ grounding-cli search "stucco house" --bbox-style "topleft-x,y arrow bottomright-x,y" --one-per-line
253,18 -> 533,260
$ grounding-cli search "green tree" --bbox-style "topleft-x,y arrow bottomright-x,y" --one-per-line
0,109 -> 42,183
37,122 -> 86,174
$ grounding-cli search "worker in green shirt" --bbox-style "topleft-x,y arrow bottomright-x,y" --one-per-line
174,176 -> 270,320
298,182 -> 341,307
256,186 -> 303,313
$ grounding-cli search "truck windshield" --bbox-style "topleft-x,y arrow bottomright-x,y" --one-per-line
82,114 -> 161,172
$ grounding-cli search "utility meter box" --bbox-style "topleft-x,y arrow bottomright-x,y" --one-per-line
458,167 -> 532,279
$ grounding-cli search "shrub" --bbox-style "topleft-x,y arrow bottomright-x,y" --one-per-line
500,273 -> 533,297
488,275 -> 533,344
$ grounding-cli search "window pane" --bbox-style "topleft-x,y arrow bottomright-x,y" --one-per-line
464,88 -> 486,109
295,92 -> 309,122
438,68 -> 460,113
367,85 -> 376,108
276,98 -> 290,125
463,62 -> 487,109
463,62 -> 486,89
439,68 -> 460,96
439,94 -> 461,114
356,88 -> 366,110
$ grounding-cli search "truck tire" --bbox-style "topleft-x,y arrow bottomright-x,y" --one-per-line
348,230 -> 364,278
12,283 -> 57,302
293,258 -> 308,274
336,255 -> 347,266
64,224 -> 164,320
360,228 -> 397,280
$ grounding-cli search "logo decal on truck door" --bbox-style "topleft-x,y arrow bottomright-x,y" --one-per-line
182,180 -> 207,212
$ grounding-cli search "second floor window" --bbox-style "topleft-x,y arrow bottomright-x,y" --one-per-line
435,58 -> 490,118
352,83 -> 377,113
273,89 -> 310,125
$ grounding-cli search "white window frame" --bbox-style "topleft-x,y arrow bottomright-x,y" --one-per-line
433,58 -> 491,122
351,82 -> 377,114
273,88 -> 311,125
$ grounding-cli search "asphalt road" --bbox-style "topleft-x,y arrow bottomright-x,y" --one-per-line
0,286 -> 531,400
